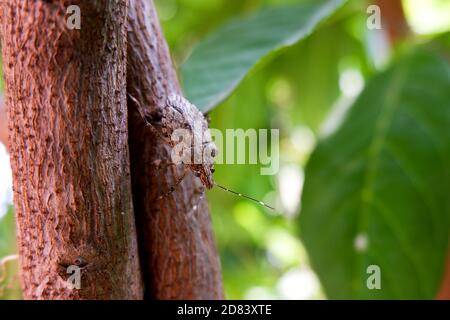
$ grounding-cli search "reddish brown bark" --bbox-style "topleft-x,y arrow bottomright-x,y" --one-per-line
1,0 -> 143,299
126,0 -> 223,299
438,253 -> 450,299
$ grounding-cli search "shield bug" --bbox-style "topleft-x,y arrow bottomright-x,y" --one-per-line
132,93 -> 274,211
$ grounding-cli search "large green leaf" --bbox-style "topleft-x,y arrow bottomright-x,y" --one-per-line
181,0 -> 345,112
270,15 -> 371,131
300,49 -> 450,299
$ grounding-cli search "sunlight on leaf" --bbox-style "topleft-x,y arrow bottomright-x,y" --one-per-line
182,0 -> 346,112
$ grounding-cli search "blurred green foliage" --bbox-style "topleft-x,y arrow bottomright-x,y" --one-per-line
182,0 -> 345,111
157,0 -> 450,299
156,0 -> 371,298
0,208 -> 20,299
301,49 -> 450,299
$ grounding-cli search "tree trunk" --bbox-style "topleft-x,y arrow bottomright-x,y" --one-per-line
127,0 -> 223,299
0,0 -> 223,300
1,0 -> 143,299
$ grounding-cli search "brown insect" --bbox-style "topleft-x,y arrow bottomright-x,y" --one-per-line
160,94 -> 217,189
130,93 -> 274,210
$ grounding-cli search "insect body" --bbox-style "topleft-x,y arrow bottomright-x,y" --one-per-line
133,93 -> 274,211
160,94 -> 217,189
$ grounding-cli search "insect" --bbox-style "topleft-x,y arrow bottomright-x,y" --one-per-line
130,93 -> 275,211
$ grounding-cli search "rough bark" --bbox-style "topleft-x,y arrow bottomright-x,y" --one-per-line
1,0 -> 143,299
438,255 -> 450,299
127,0 -> 223,299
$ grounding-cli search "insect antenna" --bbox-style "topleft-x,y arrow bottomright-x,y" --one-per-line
128,93 -> 168,141
213,182 -> 275,211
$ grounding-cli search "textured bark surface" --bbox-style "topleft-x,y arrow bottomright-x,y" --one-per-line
127,0 -> 223,299
1,0 -> 143,299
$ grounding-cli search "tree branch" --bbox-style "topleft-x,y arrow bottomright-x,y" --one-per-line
126,0 -> 223,299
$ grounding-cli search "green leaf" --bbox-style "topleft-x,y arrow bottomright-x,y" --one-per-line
0,207 -> 15,257
0,207 -> 20,300
181,0 -> 346,112
300,49 -> 450,299
271,16 -> 371,131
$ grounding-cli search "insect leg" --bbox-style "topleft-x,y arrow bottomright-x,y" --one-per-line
128,93 -> 168,142
185,185 -> 206,219
157,163 -> 190,200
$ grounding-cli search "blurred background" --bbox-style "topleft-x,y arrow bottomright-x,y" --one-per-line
1,0 -> 449,299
